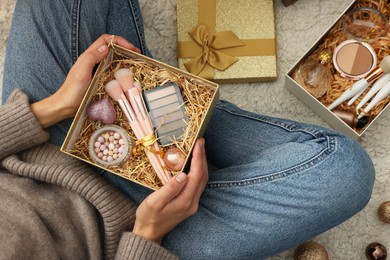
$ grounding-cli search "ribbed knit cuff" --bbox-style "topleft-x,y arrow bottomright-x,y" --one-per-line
0,90 -> 49,159
115,232 -> 178,260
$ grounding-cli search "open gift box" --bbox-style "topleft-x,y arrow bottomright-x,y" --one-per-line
61,44 -> 219,190
285,0 -> 390,139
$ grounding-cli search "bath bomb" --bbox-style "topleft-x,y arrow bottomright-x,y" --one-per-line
87,98 -> 116,124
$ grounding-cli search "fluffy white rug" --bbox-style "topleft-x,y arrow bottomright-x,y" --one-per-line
1,0 -> 389,259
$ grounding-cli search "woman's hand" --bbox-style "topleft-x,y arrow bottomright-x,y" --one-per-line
31,34 -> 140,129
132,138 -> 209,244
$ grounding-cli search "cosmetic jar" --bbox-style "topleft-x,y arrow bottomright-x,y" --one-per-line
343,7 -> 388,42
293,57 -> 332,98
333,39 -> 377,80
88,125 -> 132,166
332,109 -> 368,129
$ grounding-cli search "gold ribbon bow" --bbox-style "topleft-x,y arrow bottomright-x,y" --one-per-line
184,24 -> 245,79
177,0 -> 276,81
132,133 -> 164,157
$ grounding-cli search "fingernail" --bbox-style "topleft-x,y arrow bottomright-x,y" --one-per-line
98,44 -> 107,53
176,172 -> 187,183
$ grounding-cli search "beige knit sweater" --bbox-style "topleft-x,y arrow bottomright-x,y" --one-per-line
0,89 -> 178,260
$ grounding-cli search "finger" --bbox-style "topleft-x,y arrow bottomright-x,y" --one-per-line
75,43 -> 110,71
146,172 -> 188,210
180,139 -> 208,200
104,34 -> 141,53
77,33 -> 142,67
84,34 -> 138,52
192,138 -> 208,195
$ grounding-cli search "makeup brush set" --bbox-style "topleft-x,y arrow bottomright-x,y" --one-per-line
287,0 -> 390,138
61,44 -> 219,190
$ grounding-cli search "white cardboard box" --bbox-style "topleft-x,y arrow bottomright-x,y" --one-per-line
285,0 -> 390,139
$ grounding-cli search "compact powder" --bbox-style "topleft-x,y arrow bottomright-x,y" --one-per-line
333,40 -> 376,80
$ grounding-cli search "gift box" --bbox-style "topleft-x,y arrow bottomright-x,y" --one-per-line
61,44 -> 219,190
285,0 -> 390,139
176,0 -> 277,83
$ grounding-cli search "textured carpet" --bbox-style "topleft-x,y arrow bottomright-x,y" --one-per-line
1,0 -> 390,259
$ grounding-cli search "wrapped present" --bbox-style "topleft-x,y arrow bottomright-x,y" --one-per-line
177,0 -> 277,83
61,45 -> 219,190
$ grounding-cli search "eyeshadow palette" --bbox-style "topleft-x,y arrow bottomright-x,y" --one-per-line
143,83 -> 189,146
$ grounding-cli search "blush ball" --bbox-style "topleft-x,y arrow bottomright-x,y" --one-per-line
163,147 -> 186,171
87,98 -> 117,125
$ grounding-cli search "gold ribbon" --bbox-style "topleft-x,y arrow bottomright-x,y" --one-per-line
132,133 -> 164,157
177,0 -> 276,80
184,24 -> 245,79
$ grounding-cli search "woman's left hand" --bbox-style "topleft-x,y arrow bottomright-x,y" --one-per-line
132,138 -> 209,244
31,34 -> 140,128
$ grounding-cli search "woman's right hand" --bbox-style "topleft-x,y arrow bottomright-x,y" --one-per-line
31,34 -> 140,129
132,138 -> 209,244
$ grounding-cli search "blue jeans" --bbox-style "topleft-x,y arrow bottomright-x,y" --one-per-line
2,0 -> 375,259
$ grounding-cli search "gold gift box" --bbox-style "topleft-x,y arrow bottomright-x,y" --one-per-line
177,0 -> 277,83
61,44 -> 219,190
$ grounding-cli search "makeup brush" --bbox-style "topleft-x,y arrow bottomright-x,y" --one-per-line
358,80 -> 390,118
133,81 -> 143,93
105,80 -> 135,124
105,80 -> 169,184
114,68 -> 134,93
328,55 -> 390,111
127,87 -> 170,176
114,71 -> 171,182
356,73 -> 390,110
127,87 -> 171,181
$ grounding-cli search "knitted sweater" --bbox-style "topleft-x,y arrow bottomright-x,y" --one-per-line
0,89 -> 178,260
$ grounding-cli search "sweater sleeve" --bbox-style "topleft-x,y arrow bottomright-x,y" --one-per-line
115,232 -> 178,260
0,89 -> 49,160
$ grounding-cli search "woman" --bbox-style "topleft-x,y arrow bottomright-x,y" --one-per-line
0,0 -> 375,259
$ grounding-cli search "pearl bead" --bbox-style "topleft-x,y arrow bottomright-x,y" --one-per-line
114,133 -> 121,139
108,143 -> 115,150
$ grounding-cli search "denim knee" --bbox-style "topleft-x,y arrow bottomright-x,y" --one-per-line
329,133 -> 375,214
